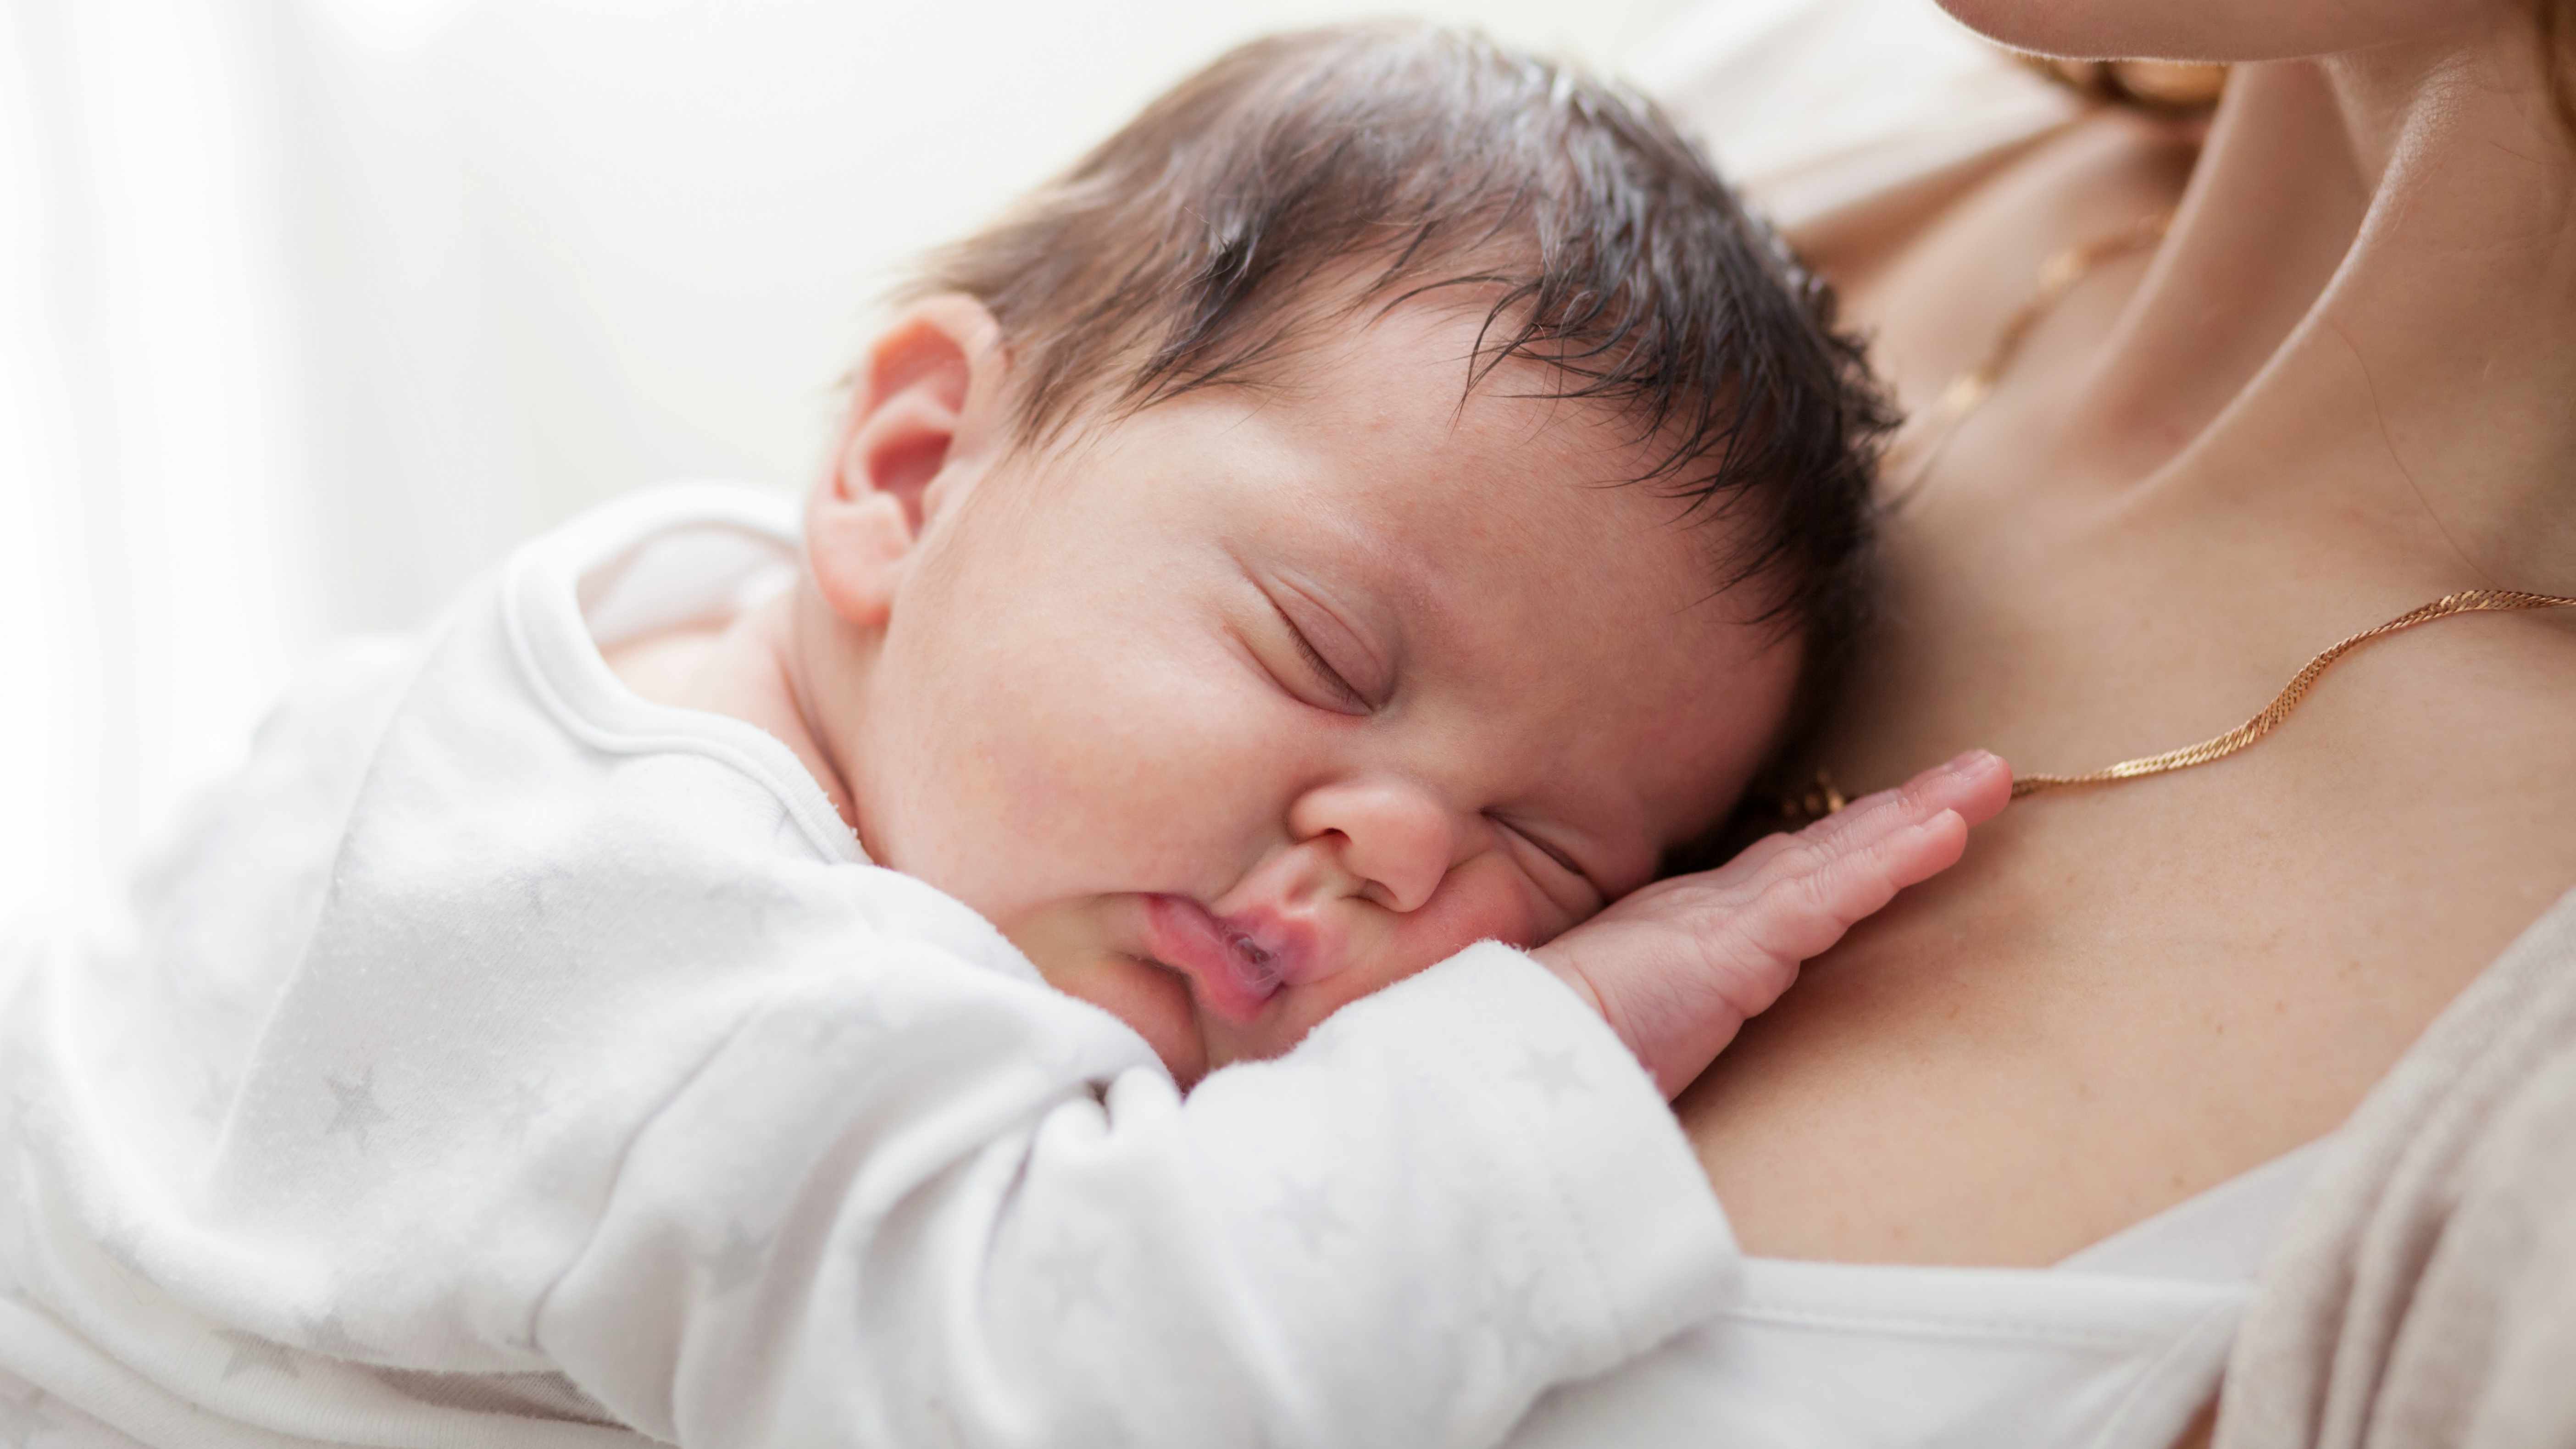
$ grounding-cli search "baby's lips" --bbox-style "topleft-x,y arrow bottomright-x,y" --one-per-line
1141,894 -> 1288,1025
1220,907 -> 1333,990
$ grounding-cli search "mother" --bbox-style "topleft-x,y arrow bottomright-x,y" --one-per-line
1519,0 -> 2576,1443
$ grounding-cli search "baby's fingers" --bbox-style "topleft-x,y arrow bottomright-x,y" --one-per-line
1864,806 -> 1972,897
1731,750 -> 2006,886
1746,806 -> 1969,966
1530,754 -> 2004,1099
1816,750 -> 2010,843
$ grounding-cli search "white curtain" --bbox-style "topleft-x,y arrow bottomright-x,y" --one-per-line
6,0 -> 322,923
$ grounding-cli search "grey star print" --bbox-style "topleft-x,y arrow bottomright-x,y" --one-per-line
0,1387 -> 55,1448
706,874 -> 805,938
1471,1267 -> 1552,1378
801,992 -> 893,1055
1029,1237 -> 1110,1317
1,1081 -> 50,1151
521,865 -> 581,919
1511,1045 -> 1587,1105
212,1329 -> 300,1381
1271,1178 -> 1349,1254
94,1221 -> 146,1282
299,1311 -> 375,1361
494,1076 -> 549,1144
324,1069 -> 389,1153
705,1220 -> 772,1297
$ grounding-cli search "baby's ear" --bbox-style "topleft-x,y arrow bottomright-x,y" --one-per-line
809,295 -> 1009,626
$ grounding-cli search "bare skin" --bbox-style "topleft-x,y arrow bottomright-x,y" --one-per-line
1677,4 -> 2576,1287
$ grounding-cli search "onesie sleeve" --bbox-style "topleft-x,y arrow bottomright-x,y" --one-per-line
1,510 -> 1730,1449
9,544 -> 1733,1449
539,923 -> 1736,1449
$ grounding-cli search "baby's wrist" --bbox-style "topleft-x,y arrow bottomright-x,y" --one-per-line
1531,946 -> 1604,1019
1535,959 -> 1597,1016
1533,944 -> 1667,1083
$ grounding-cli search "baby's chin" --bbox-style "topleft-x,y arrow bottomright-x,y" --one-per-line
1000,902 -> 1214,1085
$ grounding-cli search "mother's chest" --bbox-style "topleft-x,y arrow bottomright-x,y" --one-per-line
1678,717 -> 2576,1267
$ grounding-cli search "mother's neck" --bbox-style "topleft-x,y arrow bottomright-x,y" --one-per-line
2073,20 -> 2576,592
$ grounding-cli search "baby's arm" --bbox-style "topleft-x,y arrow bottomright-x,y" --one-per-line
1537,750 -> 2014,1096
61,626 -> 1996,1449
538,917 -> 1731,1449
539,757 -> 2010,1448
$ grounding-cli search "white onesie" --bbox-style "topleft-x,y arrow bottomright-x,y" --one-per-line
0,485 -> 1735,1449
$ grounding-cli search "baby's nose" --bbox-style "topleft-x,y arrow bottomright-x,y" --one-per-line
1285,778 -> 1459,915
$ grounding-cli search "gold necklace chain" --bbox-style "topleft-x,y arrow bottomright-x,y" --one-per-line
1882,211 -> 2169,511
2011,588 -> 2576,801
1785,218 -> 2576,822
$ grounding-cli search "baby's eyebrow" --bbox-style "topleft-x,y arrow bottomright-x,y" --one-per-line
1326,541 -> 1465,683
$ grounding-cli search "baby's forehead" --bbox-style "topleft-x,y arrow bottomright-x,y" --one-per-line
1266,307 -> 1762,609
1038,295 -> 1799,720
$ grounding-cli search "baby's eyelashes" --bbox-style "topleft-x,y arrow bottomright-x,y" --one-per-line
1272,603 -> 1373,714
1261,573 -> 1393,710
1494,814 -> 1584,881
1486,813 -> 1604,918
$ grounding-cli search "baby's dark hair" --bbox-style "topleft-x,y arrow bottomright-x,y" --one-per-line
898,22 -> 1893,760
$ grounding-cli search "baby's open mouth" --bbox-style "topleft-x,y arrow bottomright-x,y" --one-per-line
1221,929 -> 1282,989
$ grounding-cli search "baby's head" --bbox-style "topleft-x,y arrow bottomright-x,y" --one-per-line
789,24 -> 1888,1083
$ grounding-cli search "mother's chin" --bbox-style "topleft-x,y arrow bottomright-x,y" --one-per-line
1931,0 -> 2504,65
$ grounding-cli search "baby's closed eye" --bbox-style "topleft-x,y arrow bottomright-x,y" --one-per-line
1268,599 -> 1372,714
1483,812 -> 1605,922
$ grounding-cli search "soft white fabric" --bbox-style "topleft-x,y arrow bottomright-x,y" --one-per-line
0,484 -> 1734,1449
1502,1147 -> 2326,1449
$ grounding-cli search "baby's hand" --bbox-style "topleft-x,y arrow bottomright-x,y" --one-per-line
1534,750 -> 2012,1097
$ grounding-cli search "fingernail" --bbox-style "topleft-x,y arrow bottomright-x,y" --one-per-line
1945,749 -> 1999,777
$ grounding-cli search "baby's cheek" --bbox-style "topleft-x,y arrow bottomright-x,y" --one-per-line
1368,856 -> 1555,985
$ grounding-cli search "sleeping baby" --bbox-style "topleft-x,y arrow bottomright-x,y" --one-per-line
0,22 -> 2010,1449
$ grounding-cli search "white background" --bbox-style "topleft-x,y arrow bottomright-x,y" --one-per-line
1,0 -> 1701,921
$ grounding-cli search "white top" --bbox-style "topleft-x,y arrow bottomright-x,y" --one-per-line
0,485 -> 1735,1449
1506,1142 -> 2326,1449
